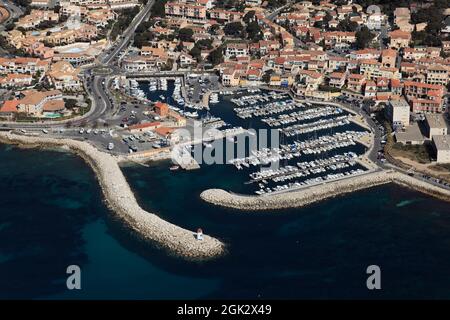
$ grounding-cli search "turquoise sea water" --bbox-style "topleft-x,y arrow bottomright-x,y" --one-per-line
1,144 -> 450,299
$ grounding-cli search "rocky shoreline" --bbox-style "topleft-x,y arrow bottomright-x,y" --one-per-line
0,132 -> 225,260
201,170 -> 450,211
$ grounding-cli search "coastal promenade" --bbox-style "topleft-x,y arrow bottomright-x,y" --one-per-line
0,131 -> 225,260
200,170 -> 450,211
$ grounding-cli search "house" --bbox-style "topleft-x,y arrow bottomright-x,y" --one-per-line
245,0 -> 262,7
128,122 -> 161,133
122,55 -> 167,72
350,49 -> 380,60
225,43 -> 249,58
294,69 -> 323,94
47,61 -> 82,91
381,49 -> 397,68
424,114 -> 448,139
0,74 -> 33,88
178,53 -> 196,68
390,79 -> 403,95
85,8 -> 116,28
27,42 -> 54,59
432,135 -> 450,163
323,31 -> 356,49
0,57 -> 49,75
395,122 -> 425,145
269,74 -> 294,87
17,9 -> 59,29
0,100 -> 20,119
154,101 -> 169,117
53,52 -> 95,67
364,80 -> 377,99
221,68 -> 240,86
328,72 -> 346,88
108,0 -> 139,10
209,9 -> 243,22
385,98 -> 410,128
403,81 -> 446,113
389,30 -> 411,49
347,74 -> 365,93
426,65 -> 449,87
366,12 -> 385,30
165,2 -> 207,22
15,89 -> 63,116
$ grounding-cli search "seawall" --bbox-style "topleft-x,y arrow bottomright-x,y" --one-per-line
201,170 -> 450,211
0,132 -> 225,260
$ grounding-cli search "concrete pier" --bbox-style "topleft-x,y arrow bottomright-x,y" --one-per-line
200,170 -> 450,211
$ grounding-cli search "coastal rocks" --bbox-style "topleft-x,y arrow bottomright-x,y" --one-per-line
200,171 -> 450,211
0,132 -> 225,260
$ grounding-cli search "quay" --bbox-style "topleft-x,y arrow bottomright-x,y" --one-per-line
200,170 -> 450,211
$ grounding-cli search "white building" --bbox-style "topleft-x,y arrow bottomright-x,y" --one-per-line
225,43 -> 249,58
245,0 -> 262,6
385,98 -> 410,128
366,13 -> 385,31
424,114 -> 448,139
432,135 -> 450,163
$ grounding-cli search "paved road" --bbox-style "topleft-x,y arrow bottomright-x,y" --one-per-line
0,0 -> 23,22
266,3 -> 291,21
100,0 -> 155,65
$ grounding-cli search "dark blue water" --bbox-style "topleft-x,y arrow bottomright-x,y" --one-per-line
1,144 -> 450,299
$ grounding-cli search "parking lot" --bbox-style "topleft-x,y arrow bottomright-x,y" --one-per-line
185,74 -> 220,104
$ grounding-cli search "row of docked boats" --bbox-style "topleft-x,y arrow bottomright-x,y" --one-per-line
254,169 -> 365,195
209,93 -> 219,104
282,130 -> 367,155
173,79 -> 185,107
249,152 -> 358,183
282,115 -> 351,136
202,115 -> 227,129
234,100 -> 301,119
148,78 -> 168,92
231,92 -> 290,108
227,130 -> 366,170
129,79 -> 146,99
261,106 -> 344,127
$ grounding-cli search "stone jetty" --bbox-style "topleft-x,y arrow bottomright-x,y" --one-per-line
201,170 -> 450,211
0,131 -> 225,260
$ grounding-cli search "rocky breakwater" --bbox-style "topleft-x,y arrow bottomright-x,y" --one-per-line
201,170 -> 450,211
0,132 -> 225,260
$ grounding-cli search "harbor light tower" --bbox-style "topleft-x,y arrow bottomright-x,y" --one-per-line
196,228 -> 204,241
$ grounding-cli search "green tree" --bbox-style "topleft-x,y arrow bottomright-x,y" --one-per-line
243,10 -> 256,24
196,39 -> 213,50
262,69 -> 274,83
207,47 -> 223,65
177,28 -> 194,42
151,0 -> 167,17
337,18 -> 358,32
224,22 -> 244,37
356,26 -> 375,49
189,46 -> 201,61
246,21 -> 263,42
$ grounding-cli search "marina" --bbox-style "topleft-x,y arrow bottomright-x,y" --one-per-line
130,81 -> 371,195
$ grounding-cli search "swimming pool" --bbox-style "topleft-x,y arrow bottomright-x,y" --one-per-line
43,112 -> 62,119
